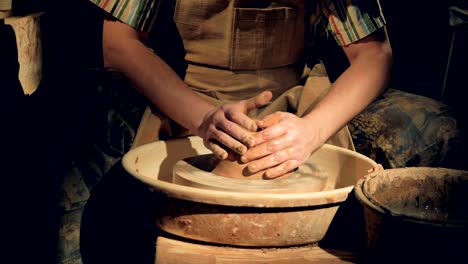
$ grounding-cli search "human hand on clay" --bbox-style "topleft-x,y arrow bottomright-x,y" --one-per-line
197,91 -> 273,160
240,111 -> 326,179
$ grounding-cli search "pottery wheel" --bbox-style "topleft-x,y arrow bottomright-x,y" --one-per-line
172,154 -> 333,193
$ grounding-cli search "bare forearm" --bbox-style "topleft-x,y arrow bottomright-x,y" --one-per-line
103,20 -> 213,133
102,20 -> 272,157
241,30 -> 392,178
303,35 -> 392,142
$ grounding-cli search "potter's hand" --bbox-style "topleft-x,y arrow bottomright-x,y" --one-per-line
198,91 -> 273,160
240,112 -> 325,178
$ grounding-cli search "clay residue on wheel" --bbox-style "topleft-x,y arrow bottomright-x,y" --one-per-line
174,154 -> 330,193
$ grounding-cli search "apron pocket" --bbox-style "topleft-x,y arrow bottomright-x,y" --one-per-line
231,6 -> 302,70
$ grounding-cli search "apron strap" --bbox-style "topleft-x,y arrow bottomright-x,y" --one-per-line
300,63 -> 355,151
131,107 -> 167,149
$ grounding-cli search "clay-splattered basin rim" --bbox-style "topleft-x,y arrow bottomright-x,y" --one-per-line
122,136 -> 378,208
356,167 -> 468,226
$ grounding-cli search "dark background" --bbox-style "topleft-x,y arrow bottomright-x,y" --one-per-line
321,0 -> 468,140
324,0 -> 464,99
383,0 -> 468,145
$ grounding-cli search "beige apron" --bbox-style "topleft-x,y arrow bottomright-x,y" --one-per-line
133,0 -> 354,151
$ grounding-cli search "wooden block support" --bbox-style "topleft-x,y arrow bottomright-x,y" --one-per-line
4,12 -> 43,95
155,236 -> 360,264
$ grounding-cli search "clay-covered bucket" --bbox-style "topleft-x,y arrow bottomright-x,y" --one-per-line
355,167 -> 468,262
123,136 -> 378,247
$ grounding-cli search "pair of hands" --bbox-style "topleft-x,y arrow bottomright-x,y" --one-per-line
197,91 -> 324,179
